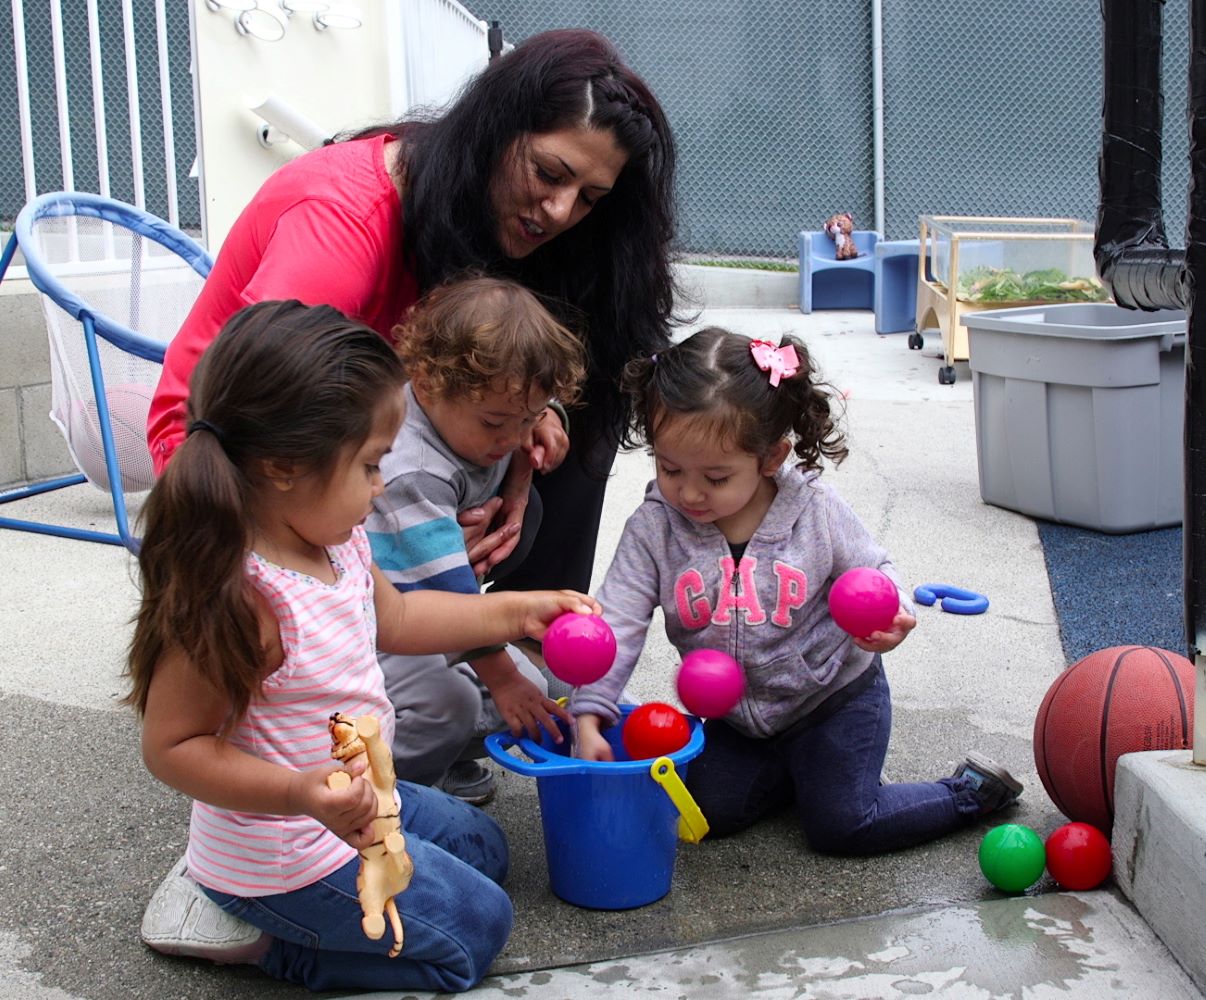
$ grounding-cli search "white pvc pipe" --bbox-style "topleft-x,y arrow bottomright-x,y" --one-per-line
248,95 -> 331,151
83,0 -> 116,261
186,0 -> 209,249
154,0 -> 178,225
48,0 -> 82,260
86,0 -> 111,200
121,0 -> 145,208
870,0 -> 885,236
49,0 -> 74,193
12,0 -> 36,202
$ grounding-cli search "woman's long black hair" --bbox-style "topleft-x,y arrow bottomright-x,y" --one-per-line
355,29 -> 678,450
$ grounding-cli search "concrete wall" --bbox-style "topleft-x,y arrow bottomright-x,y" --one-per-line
1,264 -> 800,491
0,281 -> 74,489
674,263 -> 798,312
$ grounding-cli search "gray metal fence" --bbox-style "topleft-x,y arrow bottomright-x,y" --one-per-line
3,2 -> 1193,258
482,0 -> 1192,259
0,1 -> 197,229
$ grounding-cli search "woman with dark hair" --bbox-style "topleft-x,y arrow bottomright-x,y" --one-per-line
149,28 -> 677,608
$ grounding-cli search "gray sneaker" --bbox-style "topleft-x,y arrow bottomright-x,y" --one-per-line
438,760 -> 496,805
140,856 -> 268,964
952,752 -> 1024,815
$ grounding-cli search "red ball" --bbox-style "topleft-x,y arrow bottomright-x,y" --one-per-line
621,702 -> 691,760
827,567 -> 899,638
1044,822 -> 1112,890
1034,645 -> 1194,832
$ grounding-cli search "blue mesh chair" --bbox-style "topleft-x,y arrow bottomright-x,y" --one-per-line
797,229 -> 879,314
0,192 -> 213,552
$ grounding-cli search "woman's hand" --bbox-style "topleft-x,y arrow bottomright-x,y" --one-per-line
458,407 -> 566,575
853,609 -> 917,654
460,461 -> 534,576
573,714 -> 615,762
290,760 -> 380,850
523,407 -> 570,474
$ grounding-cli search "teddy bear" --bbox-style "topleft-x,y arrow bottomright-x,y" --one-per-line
823,212 -> 859,260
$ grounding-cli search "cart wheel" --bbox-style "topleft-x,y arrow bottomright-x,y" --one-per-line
908,332 -> 924,350
938,365 -> 957,385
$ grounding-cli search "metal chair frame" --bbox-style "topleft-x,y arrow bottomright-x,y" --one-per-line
0,192 -> 212,552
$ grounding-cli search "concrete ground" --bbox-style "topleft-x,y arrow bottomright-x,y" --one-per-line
0,307 -> 1200,999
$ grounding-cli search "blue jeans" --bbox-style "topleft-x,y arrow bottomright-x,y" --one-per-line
204,781 -> 512,993
685,658 -> 983,855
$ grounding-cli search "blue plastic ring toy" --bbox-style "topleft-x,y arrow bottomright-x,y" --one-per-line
913,582 -> 989,615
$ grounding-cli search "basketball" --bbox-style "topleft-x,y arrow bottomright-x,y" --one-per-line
61,383 -> 155,492
1033,645 -> 1194,831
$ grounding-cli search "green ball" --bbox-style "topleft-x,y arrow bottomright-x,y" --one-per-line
978,823 -> 1046,892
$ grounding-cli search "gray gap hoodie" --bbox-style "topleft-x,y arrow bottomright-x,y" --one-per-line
570,464 -> 914,738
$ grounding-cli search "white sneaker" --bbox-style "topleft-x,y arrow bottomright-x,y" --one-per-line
140,856 -> 268,964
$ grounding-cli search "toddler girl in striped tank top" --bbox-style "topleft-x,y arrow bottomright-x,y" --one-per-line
124,300 -> 599,993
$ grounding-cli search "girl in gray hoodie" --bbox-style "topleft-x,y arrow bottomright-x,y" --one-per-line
571,327 -> 1022,855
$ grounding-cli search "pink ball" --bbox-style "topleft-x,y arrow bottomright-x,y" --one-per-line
827,567 -> 899,638
676,649 -> 745,718
542,613 -> 617,686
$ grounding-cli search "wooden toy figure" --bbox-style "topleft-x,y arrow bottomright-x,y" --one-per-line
823,211 -> 859,260
327,713 -> 414,958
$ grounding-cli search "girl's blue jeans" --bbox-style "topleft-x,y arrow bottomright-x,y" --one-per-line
686,657 -> 983,855
204,781 -> 512,993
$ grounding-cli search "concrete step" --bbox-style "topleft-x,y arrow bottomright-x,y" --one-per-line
1114,749 -> 1206,992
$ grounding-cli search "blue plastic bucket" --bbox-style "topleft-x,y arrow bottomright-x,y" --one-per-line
485,704 -> 706,910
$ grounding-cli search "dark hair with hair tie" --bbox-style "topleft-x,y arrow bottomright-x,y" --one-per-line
186,418 -> 226,444
622,327 -> 849,473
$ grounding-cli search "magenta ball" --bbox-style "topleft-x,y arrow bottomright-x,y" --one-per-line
542,613 -> 617,686
676,649 -> 745,717
827,567 -> 899,638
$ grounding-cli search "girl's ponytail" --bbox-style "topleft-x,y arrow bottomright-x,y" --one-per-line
124,300 -> 405,731
619,351 -> 660,445
125,421 -> 261,729
775,333 -> 849,472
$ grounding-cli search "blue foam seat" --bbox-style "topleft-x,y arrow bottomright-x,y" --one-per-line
874,238 -> 921,334
797,229 -> 878,314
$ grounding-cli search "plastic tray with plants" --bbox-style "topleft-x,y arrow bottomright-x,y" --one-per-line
953,266 -> 1109,304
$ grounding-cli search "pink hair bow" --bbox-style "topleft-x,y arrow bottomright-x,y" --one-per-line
749,339 -> 800,387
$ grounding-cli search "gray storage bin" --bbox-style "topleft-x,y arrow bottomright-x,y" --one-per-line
963,303 -> 1186,533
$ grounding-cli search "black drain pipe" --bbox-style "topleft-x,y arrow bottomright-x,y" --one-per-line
1095,0 -> 1187,310
1098,0 -> 1206,735
1187,0 -> 1206,737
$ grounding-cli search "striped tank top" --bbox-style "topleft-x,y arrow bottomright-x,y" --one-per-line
186,526 -> 395,896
